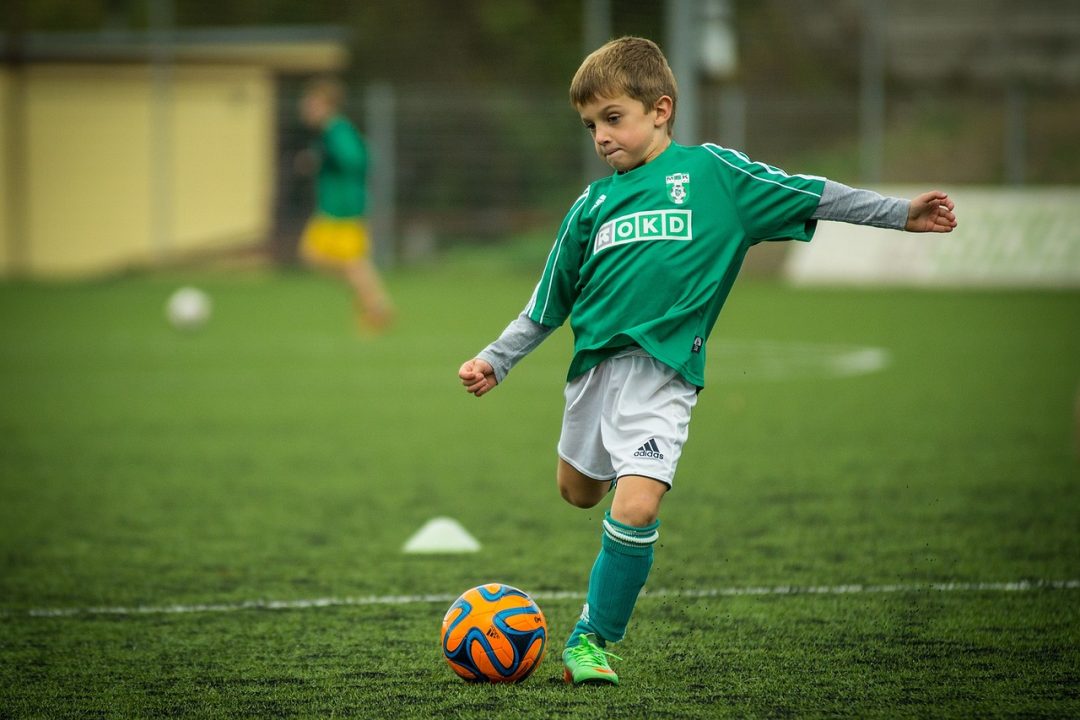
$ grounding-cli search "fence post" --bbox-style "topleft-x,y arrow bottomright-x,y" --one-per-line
148,0 -> 175,263
581,0 -> 612,185
666,0 -> 703,147
2,0 -> 29,276
366,82 -> 397,268
859,0 -> 886,185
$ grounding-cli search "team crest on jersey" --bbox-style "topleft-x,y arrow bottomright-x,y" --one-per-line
666,173 -> 690,205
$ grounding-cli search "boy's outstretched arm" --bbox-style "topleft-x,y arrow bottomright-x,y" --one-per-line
459,358 -> 498,397
906,190 -> 957,233
812,181 -> 957,233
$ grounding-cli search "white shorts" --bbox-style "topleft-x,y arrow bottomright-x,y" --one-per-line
557,348 -> 698,487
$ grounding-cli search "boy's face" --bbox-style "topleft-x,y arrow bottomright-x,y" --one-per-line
577,93 -> 673,173
300,92 -> 333,129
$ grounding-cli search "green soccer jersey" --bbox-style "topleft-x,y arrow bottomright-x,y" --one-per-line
526,142 -> 825,388
315,115 -> 368,218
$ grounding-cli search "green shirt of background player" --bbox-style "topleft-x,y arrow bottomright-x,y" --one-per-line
298,77 -> 394,333
459,37 -> 957,686
314,114 -> 367,219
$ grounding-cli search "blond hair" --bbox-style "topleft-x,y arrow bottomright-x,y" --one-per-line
304,76 -> 345,111
569,37 -> 679,136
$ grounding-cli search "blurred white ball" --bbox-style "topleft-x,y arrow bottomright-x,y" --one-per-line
165,286 -> 212,330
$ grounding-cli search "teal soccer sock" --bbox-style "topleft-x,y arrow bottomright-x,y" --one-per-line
567,510 -> 659,648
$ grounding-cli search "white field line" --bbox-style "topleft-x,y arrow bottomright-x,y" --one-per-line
12,579 -> 1079,619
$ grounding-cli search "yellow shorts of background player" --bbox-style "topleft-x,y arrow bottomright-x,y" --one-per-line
300,216 -> 370,264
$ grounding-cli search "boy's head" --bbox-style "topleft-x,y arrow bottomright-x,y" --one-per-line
570,36 -> 678,137
300,76 -> 344,129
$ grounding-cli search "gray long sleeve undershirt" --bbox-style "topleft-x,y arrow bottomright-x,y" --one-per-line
812,179 -> 909,229
476,180 -> 910,383
477,313 -> 554,384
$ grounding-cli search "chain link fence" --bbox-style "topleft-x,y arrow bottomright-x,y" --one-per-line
4,0 -> 1079,276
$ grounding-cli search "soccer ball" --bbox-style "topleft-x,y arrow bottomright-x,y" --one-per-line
441,583 -> 547,683
165,286 -> 211,330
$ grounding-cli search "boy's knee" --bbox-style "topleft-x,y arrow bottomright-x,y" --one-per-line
558,479 -> 605,509
556,460 -> 610,508
609,501 -> 658,527
610,476 -> 667,527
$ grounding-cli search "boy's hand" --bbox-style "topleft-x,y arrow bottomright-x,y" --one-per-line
459,358 -> 498,397
906,190 -> 957,233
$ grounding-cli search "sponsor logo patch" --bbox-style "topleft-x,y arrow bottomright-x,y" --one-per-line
593,210 -> 693,254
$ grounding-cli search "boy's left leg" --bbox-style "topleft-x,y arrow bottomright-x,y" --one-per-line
563,476 -> 665,685
566,476 -> 665,646
610,474 -> 667,527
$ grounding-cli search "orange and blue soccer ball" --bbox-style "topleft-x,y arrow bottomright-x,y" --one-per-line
441,583 -> 547,683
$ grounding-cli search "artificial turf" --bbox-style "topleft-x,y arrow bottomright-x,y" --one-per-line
1,254 -> 1078,718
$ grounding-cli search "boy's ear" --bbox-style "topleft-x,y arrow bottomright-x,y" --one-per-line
652,95 -> 674,128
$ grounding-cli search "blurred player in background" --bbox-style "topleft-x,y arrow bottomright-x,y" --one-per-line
459,37 -> 956,687
297,77 -> 394,333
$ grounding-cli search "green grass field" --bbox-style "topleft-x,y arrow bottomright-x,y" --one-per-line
2,251 -> 1078,718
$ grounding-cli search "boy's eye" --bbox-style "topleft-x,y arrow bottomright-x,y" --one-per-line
583,122 -> 596,134
607,114 -> 620,125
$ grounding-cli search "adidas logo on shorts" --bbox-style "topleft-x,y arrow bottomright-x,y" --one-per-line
633,438 -> 664,460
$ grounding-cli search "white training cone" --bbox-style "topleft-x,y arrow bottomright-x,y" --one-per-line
402,516 -> 481,554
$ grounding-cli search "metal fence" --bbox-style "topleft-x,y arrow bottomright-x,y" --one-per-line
6,0 -> 1080,276
269,79 -> 1080,265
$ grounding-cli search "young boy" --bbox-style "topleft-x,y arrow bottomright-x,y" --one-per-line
458,37 -> 956,686
298,77 -> 394,333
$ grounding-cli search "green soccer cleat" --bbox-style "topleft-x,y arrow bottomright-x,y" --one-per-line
562,634 -> 621,686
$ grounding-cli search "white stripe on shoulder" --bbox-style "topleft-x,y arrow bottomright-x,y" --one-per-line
529,187 -> 591,322
702,143 -> 823,198
526,187 -> 590,316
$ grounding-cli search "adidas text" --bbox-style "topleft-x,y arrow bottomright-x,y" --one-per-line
633,438 -> 664,460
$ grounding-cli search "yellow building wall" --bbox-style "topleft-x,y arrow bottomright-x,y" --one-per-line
172,65 -> 273,253
16,63 -> 273,277
25,65 -> 154,276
